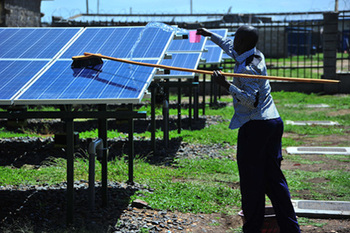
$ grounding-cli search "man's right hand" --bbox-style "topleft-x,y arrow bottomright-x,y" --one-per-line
196,28 -> 212,37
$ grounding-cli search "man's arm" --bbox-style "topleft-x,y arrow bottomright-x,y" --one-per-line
212,70 -> 259,109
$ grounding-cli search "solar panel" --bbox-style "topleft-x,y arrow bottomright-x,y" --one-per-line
0,28 -> 81,59
0,60 -> 48,104
0,26 -> 174,105
15,59 -> 158,104
155,53 -> 202,78
61,27 -> 173,59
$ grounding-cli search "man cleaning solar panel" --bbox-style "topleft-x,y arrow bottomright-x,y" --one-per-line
196,26 -> 301,233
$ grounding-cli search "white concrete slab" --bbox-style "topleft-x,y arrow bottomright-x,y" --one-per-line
286,120 -> 339,126
292,200 -> 350,218
305,104 -> 330,108
284,104 -> 330,108
286,147 -> 350,155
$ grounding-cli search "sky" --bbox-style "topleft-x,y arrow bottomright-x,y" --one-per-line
41,0 -> 349,22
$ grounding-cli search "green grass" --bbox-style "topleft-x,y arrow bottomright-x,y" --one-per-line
285,168 -> 350,201
0,91 -> 349,228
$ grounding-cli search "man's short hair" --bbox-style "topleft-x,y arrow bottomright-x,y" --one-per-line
234,25 -> 259,52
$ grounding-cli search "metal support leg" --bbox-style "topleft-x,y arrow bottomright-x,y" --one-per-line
65,117 -> 74,225
163,80 -> 169,148
163,99 -> 169,148
210,75 -> 213,106
128,104 -> 134,184
202,73 -> 206,115
150,85 -> 156,153
177,79 -> 182,134
194,76 -> 199,121
98,105 -> 108,207
213,77 -> 218,106
188,81 -> 192,130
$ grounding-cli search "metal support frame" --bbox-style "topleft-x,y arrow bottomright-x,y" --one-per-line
188,81 -> 192,129
193,76 -> 199,121
177,79 -> 182,134
163,80 -> 169,148
150,84 -> 157,153
128,104 -> 135,184
65,116 -> 74,225
202,72 -> 206,115
0,107 -> 146,225
149,80 -> 199,152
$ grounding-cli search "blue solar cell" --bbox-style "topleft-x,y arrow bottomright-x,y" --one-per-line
16,59 -> 157,104
61,27 -> 173,59
0,60 -> 48,101
0,28 -> 81,59
167,30 -> 206,52
158,53 -> 201,77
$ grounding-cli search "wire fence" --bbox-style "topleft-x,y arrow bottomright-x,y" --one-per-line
55,11 -> 350,79
217,11 -> 350,79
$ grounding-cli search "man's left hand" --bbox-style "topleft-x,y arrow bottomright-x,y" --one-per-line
212,70 -> 231,91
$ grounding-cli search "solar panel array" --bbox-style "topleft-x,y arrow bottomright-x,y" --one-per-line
1,26 -> 233,105
0,27 -> 174,105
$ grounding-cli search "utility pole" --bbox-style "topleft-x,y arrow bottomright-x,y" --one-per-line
86,0 -> 89,14
335,0 -> 338,12
97,0 -> 99,14
190,0 -> 193,14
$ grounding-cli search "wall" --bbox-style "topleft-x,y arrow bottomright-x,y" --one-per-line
3,0 -> 41,27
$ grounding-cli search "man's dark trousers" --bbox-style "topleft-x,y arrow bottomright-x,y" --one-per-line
237,117 -> 300,233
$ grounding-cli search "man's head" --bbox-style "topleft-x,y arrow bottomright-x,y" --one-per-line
233,25 -> 259,55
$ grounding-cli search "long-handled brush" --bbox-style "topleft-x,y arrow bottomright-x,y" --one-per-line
71,52 -> 340,84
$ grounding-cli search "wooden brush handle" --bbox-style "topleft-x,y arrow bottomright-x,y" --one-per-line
83,52 -> 339,84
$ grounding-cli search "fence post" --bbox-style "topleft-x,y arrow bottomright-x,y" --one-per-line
323,12 -> 340,93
